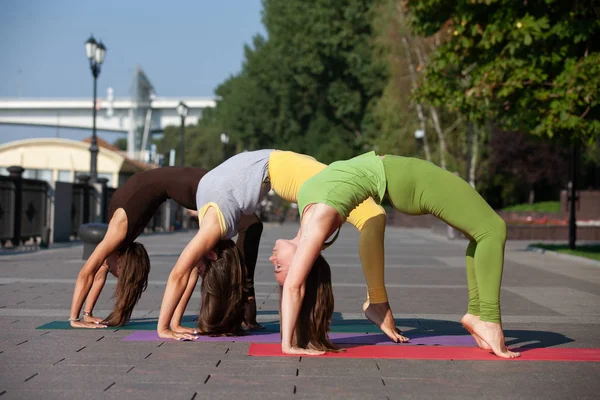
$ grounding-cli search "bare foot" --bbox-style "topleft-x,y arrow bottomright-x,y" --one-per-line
243,298 -> 264,330
461,314 -> 491,350
364,302 -> 408,343
469,319 -> 520,359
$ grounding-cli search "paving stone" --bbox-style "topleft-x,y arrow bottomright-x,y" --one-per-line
203,374 -> 293,395
294,376 -> 386,396
1,226 -> 599,399
120,365 -> 214,384
212,359 -> 299,376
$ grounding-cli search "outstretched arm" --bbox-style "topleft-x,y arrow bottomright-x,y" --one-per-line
157,207 -> 221,340
169,265 -> 200,334
69,209 -> 127,328
82,264 -> 110,323
280,205 -> 338,355
237,213 -> 264,328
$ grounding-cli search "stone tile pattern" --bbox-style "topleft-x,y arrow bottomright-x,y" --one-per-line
1,225 -> 599,399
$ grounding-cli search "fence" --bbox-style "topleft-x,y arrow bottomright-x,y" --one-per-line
0,177 -> 15,242
70,183 -> 97,236
0,167 -> 49,246
1,166 -> 186,248
20,179 -> 49,240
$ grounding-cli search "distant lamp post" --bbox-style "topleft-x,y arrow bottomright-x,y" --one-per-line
176,101 -> 189,166
84,35 -> 107,183
220,132 -> 230,161
568,143 -> 579,250
414,129 -> 425,157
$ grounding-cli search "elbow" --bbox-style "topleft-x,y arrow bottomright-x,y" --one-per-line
168,269 -> 189,287
77,270 -> 94,285
93,272 -> 105,283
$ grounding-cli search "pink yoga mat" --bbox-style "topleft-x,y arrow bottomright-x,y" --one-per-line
249,343 -> 600,362
122,330 -> 477,346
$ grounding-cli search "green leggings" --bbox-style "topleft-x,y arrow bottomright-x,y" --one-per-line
382,156 -> 506,323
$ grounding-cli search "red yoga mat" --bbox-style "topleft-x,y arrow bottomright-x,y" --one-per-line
248,344 -> 600,362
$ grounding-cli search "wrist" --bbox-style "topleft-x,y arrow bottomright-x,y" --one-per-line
83,311 -> 93,317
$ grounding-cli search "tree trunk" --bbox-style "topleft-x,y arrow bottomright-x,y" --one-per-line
401,36 -> 431,162
429,107 -> 447,169
468,124 -> 480,188
413,46 -> 447,169
528,189 -> 535,204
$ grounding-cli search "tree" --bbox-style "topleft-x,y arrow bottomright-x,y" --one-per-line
371,0 -> 476,180
213,0 -> 388,163
406,0 -> 600,144
153,108 -> 229,170
484,128 -> 569,207
112,137 -> 127,151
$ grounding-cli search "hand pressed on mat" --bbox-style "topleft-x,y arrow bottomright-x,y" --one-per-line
70,320 -> 107,329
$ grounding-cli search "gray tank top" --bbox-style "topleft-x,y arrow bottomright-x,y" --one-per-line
196,149 -> 274,239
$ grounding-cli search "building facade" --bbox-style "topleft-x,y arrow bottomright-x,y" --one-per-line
0,137 -> 153,188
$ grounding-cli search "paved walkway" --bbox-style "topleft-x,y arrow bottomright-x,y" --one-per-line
1,225 -> 599,399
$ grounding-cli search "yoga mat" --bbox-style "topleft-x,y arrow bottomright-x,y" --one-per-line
36,318 -> 196,330
260,322 -> 383,334
38,320 -> 381,333
122,330 -> 477,346
248,344 -> 600,362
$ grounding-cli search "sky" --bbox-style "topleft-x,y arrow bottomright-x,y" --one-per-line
0,0 -> 266,144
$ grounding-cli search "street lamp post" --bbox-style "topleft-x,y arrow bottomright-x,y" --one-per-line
568,143 -> 579,250
176,102 -> 189,166
220,132 -> 230,161
84,36 -> 106,183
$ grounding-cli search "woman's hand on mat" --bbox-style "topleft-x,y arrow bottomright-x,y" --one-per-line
83,315 -> 105,324
70,320 -> 107,329
242,321 -> 264,330
171,325 -> 199,335
158,329 -> 197,341
282,345 -> 326,356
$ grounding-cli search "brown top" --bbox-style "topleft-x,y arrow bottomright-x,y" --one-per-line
108,167 -> 208,249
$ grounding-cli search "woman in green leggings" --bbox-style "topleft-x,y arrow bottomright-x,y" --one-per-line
270,152 -> 520,358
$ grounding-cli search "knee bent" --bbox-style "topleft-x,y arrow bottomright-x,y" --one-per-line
488,215 -> 506,241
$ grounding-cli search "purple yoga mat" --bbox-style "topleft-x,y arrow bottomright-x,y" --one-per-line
122,330 -> 477,346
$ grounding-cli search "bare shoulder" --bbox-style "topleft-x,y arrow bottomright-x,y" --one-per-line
302,204 -> 341,238
304,203 -> 340,224
196,207 -> 222,241
105,208 -> 128,242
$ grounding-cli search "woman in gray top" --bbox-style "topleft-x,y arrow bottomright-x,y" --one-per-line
157,150 -> 275,341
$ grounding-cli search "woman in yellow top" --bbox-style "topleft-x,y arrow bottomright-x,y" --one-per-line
157,149 -> 405,343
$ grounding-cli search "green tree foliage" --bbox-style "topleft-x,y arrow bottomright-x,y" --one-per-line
213,0 -> 388,162
372,0 -> 472,173
152,108 -> 230,170
112,137 -> 128,151
406,0 -> 600,144
483,129 -> 569,207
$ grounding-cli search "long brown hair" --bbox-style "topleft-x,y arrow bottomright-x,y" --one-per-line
103,242 -> 150,326
197,239 -> 248,335
287,255 -> 339,352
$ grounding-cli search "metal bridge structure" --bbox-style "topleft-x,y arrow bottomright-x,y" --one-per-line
0,67 -> 216,161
